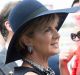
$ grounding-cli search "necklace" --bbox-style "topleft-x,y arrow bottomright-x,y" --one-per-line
24,59 -> 55,75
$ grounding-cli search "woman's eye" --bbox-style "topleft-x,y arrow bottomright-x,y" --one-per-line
55,26 -> 58,31
45,27 -> 51,32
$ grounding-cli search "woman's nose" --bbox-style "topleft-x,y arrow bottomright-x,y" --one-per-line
52,30 -> 60,40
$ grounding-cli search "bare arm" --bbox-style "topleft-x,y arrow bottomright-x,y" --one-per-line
59,60 -> 70,75
59,50 -> 74,75
0,32 -> 5,47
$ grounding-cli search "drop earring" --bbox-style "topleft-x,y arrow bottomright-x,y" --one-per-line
28,45 -> 33,53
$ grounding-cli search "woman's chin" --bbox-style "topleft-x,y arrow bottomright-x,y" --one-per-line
49,50 -> 59,56
52,47 -> 59,53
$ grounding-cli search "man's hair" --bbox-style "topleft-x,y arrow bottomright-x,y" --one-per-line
0,1 -> 19,38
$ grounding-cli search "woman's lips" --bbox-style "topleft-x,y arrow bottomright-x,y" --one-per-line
51,43 -> 59,48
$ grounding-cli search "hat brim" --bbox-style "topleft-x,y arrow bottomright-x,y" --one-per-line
5,6 -> 80,64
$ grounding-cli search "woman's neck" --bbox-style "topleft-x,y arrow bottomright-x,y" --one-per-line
23,52 -> 49,69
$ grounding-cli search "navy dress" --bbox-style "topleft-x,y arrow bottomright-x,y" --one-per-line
14,67 -> 46,75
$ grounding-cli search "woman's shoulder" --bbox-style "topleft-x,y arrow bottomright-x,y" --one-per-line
14,67 -> 45,75
24,72 -> 38,75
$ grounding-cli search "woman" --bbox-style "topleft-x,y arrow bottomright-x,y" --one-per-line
5,0 -> 80,75
70,0 -> 80,75
70,30 -> 80,75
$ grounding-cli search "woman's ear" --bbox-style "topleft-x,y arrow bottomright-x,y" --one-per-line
19,35 -> 33,52
4,20 -> 12,32
20,35 -> 32,46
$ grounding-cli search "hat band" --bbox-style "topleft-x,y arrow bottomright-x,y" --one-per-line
26,7 -> 48,22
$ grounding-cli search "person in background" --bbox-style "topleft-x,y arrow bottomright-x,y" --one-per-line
48,54 -> 60,75
5,0 -> 80,75
0,1 -> 19,75
0,32 -> 5,52
70,0 -> 80,75
0,13 -> 5,52
71,30 -> 80,75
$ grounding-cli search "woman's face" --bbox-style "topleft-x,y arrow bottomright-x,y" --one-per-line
73,2 -> 80,47
31,16 -> 60,56
71,29 -> 80,47
75,30 -> 80,47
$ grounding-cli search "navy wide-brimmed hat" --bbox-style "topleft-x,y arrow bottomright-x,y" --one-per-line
6,0 -> 80,63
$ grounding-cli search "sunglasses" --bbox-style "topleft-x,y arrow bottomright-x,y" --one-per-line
71,31 -> 80,41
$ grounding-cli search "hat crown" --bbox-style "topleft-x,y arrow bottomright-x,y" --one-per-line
8,0 -> 47,32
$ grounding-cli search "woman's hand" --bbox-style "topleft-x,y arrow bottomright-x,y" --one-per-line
59,50 -> 75,66
59,50 -> 75,75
